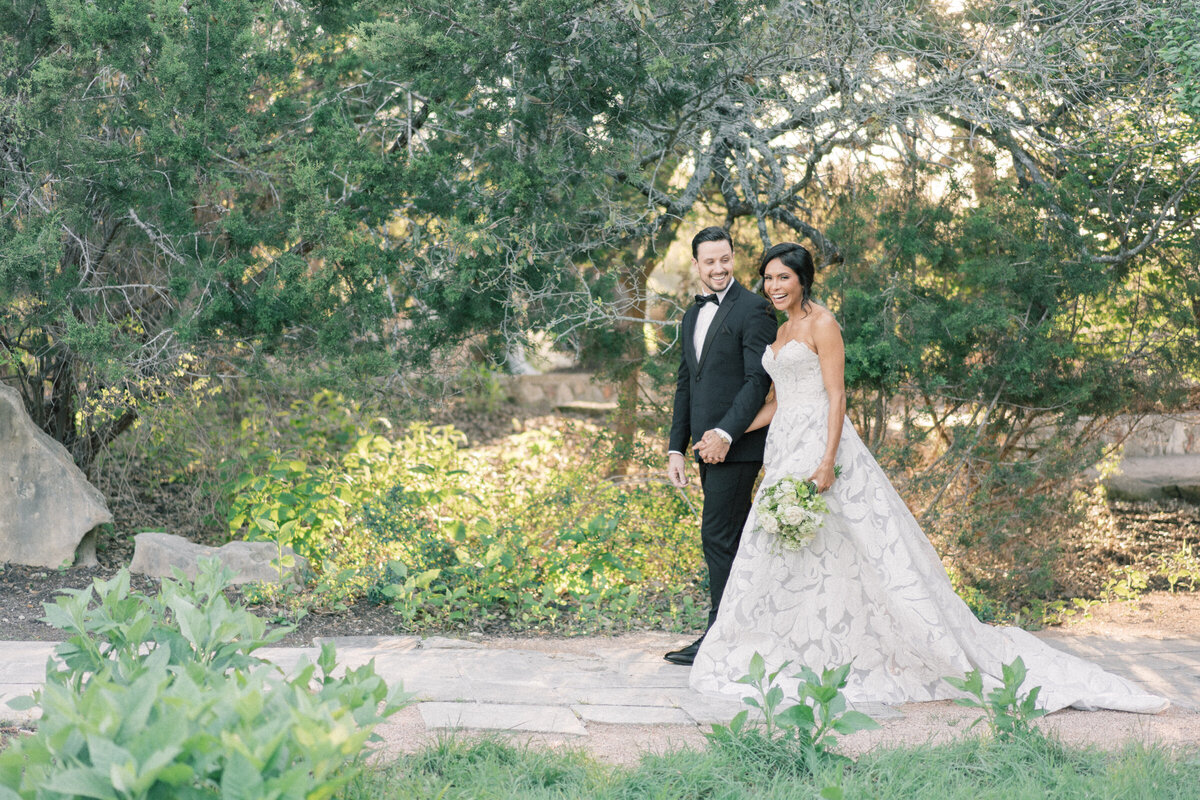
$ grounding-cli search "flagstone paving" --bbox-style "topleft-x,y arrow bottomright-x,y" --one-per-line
3,630 -> 1198,762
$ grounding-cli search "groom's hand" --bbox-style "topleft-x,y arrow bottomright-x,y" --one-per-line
696,430 -> 731,464
667,452 -> 689,488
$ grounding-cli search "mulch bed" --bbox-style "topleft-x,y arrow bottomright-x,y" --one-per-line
0,562 -> 418,646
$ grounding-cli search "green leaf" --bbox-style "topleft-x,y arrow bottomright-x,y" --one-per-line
152,763 -> 195,787
831,710 -> 881,734
811,685 -> 838,704
776,703 -> 816,729
747,652 -> 765,683
318,642 -> 338,675
1001,657 -> 1022,685
5,694 -> 36,711
85,735 -> 133,778
254,517 -> 279,533
220,751 -> 264,800
44,767 -> 118,799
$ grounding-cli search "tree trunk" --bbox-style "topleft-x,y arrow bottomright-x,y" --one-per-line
612,220 -> 680,473
47,356 -> 78,458
613,275 -> 647,473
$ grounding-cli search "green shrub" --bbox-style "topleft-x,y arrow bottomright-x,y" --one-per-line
943,656 -> 1047,742
227,418 -> 458,563
0,562 -> 408,800
221,402 -> 706,632
707,654 -> 880,763
354,437 -> 706,632
226,418 -> 472,609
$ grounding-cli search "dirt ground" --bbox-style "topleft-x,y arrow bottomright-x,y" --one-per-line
5,565 -> 1200,646
0,562 -> 410,644
1059,590 -> 1200,638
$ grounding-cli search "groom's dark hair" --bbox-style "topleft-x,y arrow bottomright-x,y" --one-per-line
691,226 -> 733,259
759,242 -> 815,311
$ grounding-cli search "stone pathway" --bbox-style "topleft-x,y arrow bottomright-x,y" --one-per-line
3,630 -> 1199,763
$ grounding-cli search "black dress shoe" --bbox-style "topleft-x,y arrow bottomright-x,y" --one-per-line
664,635 -> 705,666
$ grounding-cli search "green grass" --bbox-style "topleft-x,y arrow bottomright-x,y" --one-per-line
341,734 -> 1200,800
342,738 -> 609,799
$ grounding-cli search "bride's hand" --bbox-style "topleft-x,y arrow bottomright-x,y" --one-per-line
809,461 -> 837,493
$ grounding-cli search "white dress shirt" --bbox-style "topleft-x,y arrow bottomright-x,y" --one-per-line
670,285 -> 733,456
692,285 -> 729,362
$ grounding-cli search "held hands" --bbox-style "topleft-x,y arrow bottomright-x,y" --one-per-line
695,429 -> 731,464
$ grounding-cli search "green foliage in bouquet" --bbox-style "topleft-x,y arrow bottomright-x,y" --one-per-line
756,467 -> 842,550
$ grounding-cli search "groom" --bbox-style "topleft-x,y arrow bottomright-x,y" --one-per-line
665,227 -> 777,665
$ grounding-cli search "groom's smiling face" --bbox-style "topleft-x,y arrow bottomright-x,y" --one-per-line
694,240 -> 734,295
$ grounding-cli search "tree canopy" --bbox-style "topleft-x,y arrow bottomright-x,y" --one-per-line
1,0 -> 402,465
3,0 -> 1198,491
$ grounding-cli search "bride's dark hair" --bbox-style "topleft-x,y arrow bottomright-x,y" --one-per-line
758,242 -> 815,312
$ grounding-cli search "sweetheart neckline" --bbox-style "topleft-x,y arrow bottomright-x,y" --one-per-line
767,339 -> 818,360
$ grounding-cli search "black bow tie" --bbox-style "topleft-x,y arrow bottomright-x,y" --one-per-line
694,293 -> 720,307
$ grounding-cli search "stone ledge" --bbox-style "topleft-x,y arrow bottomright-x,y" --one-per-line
555,400 -> 618,416
571,704 -> 693,725
418,701 -> 588,735
1103,455 -> 1200,502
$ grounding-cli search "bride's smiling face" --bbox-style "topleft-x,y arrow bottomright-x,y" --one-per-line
763,259 -> 802,312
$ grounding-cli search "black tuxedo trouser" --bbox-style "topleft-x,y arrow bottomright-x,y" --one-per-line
698,459 -> 762,629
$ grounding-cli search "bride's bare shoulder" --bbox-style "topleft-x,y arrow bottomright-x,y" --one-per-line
804,303 -> 840,329
804,307 -> 843,350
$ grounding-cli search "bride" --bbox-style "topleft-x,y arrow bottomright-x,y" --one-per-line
689,242 -> 1168,714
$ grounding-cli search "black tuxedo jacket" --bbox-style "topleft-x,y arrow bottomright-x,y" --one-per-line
669,280 -> 778,463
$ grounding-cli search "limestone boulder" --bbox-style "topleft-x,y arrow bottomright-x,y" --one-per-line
0,382 -> 111,567
1097,414 -> 1200,502
1103,455 -> 1200,503
129,532 -> 307,584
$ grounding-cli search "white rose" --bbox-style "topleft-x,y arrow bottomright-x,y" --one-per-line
760,513 -> 780,534
781,504 -> 806,526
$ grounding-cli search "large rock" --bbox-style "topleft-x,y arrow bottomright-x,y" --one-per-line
1104,455 -> 1200,503
1100,413 -> 1200,502
129,532 -> 307,584
0,382 -> 111,567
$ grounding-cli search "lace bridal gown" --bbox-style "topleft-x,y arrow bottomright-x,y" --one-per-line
690,339 -> 1168,713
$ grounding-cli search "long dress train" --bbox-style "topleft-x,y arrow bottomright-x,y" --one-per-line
690,339 -> 1168,713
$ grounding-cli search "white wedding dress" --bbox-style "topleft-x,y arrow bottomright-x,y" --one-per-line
690,339 -> 1168,713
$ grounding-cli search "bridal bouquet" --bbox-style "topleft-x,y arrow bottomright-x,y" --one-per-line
755,474 -> 835,550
